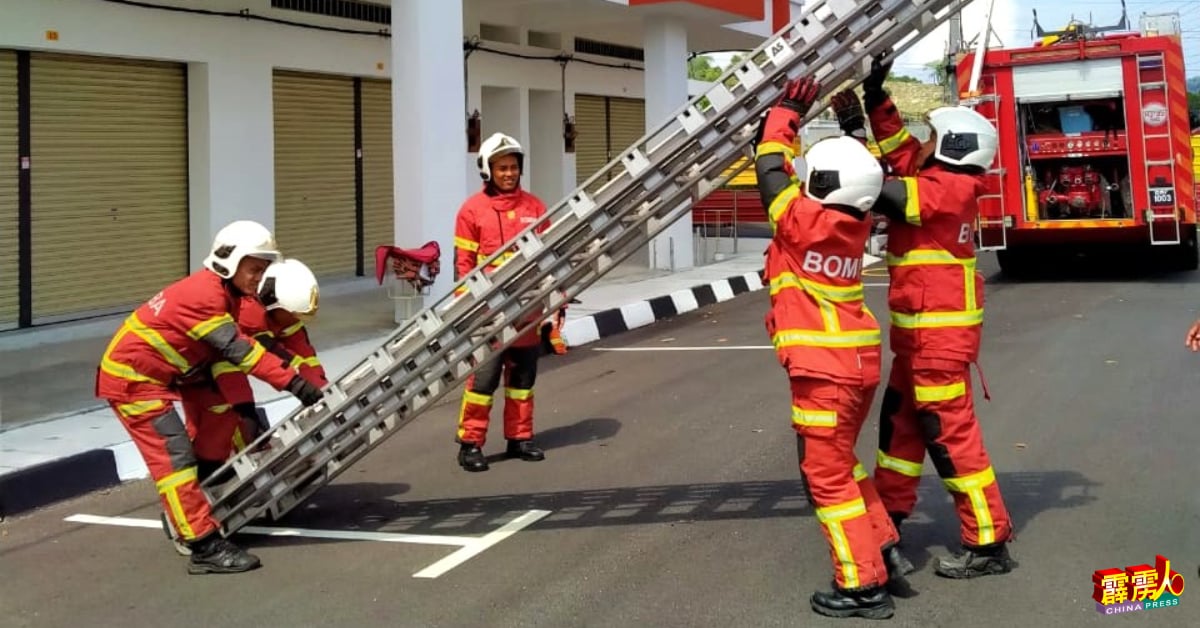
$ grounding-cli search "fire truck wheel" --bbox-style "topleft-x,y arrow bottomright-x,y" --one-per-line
1169,235 -> 1199,272
996,249 -> 1034,278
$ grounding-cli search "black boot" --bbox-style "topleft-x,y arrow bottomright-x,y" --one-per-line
881,544 -> 917,598
882,544 -> 915,579
505,439 -> 545,461
457,443 -> 489,472
811,583 -> 895,620
934,542 -> 1016,579
187,534 -> 261,575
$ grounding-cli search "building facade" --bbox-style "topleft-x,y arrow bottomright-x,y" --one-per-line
0,0 -> 792,329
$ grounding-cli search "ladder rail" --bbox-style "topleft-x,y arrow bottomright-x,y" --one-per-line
205,0 -> 975,535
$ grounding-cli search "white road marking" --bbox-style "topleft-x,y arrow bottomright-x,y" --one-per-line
67,509 -> 552,578
593,346 -> 773,351
412,509 -> 552,579
864,282 -> 890,287
65,513 -> 474,546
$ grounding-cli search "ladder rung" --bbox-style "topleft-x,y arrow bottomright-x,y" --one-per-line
1146,160 -> 1173,167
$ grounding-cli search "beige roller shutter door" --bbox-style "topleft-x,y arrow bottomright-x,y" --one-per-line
273,71 -> 356,277
0,51 -> 16,328
30,53 -> 187,322
573,94 -> 607,193
360,78 -> 394,273
607,97 -> 645,161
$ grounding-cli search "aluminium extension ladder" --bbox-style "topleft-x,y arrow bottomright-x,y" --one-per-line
202,0 -> 973,536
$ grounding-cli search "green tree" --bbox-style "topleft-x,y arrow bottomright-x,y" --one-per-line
925,58 -> 950,87
687,55 -> 722,82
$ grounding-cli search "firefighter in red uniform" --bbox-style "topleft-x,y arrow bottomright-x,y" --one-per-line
163,257 -> 326,556
831,54 -> 1017,579
756,76 -> 914,620
95,221 -> 325,574
452,132 -> 549,471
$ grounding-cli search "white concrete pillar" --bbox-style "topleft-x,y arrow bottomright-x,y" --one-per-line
391,0 -> 468,318
644,15 -> 694,271
187,60 -> 275,271
529,88 -> 567,204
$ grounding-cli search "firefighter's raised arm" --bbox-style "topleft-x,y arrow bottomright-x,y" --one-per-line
754,76 -> 820,231
861,54 -> 923,176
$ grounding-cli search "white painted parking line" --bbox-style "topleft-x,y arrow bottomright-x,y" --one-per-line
412,509 -> 552,579
65,513 -> 475,546
66,509 -> 552,578
593,346 -> 773,351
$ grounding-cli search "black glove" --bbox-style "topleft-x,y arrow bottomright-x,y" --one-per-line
830,90 -> 866,138
863,52 -> 893,94
286,375 -> 324,407
776,76 -> 821,115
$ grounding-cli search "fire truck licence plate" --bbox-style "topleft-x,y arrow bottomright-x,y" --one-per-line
1150,188 -> 1175,207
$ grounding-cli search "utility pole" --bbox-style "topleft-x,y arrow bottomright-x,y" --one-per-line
945,11 -> 963,104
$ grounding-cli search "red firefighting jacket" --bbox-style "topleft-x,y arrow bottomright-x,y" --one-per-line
95,269 -> 298,403
453,186 -> 548,347
755,106 -> 882,386
868,95 -> 986,363
208,297 -> 328,408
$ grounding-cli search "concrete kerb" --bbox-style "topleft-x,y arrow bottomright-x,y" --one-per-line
0,256 -> 882,518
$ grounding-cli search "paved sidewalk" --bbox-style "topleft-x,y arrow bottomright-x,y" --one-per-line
0,239 -> 882,516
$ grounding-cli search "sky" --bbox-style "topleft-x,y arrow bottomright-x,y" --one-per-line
707,0 -> 1200,82
891,0 -> 1200,81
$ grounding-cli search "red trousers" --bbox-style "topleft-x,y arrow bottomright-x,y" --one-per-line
456,345 -> 539,447
180,386 -> 251,463
874,354 -> 1013,548
791,377 -> 900,590
109,399 -> 219,542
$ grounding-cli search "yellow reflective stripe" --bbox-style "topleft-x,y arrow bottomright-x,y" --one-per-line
877,450 -> 924,477
238,343 -> 266,369
100,356 -> 164,386
211,361 -> 241,378
768,183 -> 800,228
232,428 -> 247,453
964,266 -> 977,311
914,381 -> 967,403
208,404 -> 232,414
505,388 -> 533,400
769,273 -> 864,302
454,236 -> 480,252
453,286 -> 469,297
773,328 -> 881,349
890,309 -> 984,329
156,467 -> 198,540
116,400 -> 166,417
186,313 -> 234,342
878,127 -> 911,154
852,463 -> 868,482
280,321 -> 305,338
816,497 -> 867,523
755,140 -> 795,161
463,391 -> 493,406
826,521 -> 860,588
792,405 -> 837,427
944,466 -> 996,493
128,313 -> 190,372
944,466 -> 998,546
816,496 -> 871,586
886,250 -> 974,266
289,355 -> 322,370
818,300 -> 840,332
901,177 -> 921,226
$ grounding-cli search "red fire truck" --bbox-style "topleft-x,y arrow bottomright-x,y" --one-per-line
958,8 -> 1198,274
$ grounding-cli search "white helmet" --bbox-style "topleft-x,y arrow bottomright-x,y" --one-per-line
926,106 -> 998,170
476,132 -> 523,181
258,258 -> 319,318
802,136 -> 884,212
203,220 -> 282,279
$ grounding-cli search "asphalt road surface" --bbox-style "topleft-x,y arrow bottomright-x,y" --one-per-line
3,252 -> 1199,628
